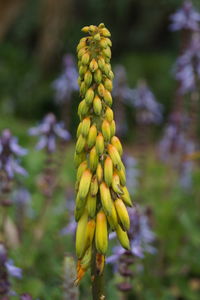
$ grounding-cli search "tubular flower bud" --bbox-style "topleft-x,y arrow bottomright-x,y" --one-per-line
74,24 -> 132,282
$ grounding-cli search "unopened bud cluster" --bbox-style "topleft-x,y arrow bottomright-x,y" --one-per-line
74,24 -> 132,283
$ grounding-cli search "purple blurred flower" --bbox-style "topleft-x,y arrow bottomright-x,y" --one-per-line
20,294 -> 33,300
123,155 -> 139,195
131,80 -> 163,125
0,129 -> 28,178
53,54 -> 78,104
12,188 -> 31,206
179,138 -> 195,190
170,0 -> 200,32
107,206 -> 156,264
113,65 -> 135,103
5,260 -> 22,279
174,31 -> 200,93
29,113 -> 70,153
0,243 -> 22,297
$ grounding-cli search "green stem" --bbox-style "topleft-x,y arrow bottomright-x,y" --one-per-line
91,242 -> 105,300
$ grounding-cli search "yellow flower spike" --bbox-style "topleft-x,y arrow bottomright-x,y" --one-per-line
95,210 -> 108,254
114,198 -> 130,231
74,24 -> 133,282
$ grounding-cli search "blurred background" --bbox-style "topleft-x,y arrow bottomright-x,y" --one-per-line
0,0 -> 200,299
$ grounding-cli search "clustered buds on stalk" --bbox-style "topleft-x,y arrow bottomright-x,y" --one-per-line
74,23 -> 133,283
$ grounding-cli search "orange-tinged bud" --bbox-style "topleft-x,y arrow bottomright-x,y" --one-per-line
98,57 -> 105,71
112,172 -> 123,194
111,136 -> 123,156
104,78 -> 113,92
81,52 -> 90,65
93,95 -> 102,115
110,120 -> 116,137
76,134 -> 86,153
90,175 -> 98,196
100,182 -> 113,216
105,107 -> 113,122
94,69 -> 102,84
121,186 -> 132,207
100,27 -> 111,37
79,169 -> 92,200
81,26 -> 90,33
114,198 -> 130,231
96,133 -> 104,155
104,156 -> 113,187
95,210 -> 108,254
87,124 -> 97,148
84,70 -> 93,87
89,58 -> 98,72
102,120 -> 111,142
103,90 -> 112,106
81,117 -> 91,137
96,163 -> 103,183
97,83 -> 105,97
85,88 -> 94,105
107,144 -> 122,170
89,146 -> 98,171
96,253 -> 105,275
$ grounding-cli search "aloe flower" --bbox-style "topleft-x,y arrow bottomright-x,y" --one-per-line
53,54 -> 79,104
29,113 -> 70,153
0,129 -> 27,179
130,80 -> 163,125
170,0 -> 200,32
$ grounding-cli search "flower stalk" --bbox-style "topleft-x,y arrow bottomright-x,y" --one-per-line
74,23 -> 133,298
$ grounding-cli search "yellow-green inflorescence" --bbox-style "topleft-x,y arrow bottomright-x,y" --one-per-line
74,23 -> 132,283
